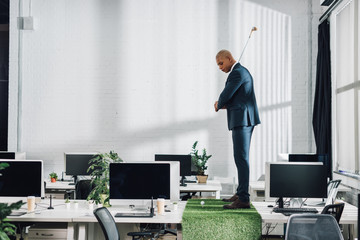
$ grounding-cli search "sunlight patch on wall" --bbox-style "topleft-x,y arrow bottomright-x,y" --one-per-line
115,0 -> 218,132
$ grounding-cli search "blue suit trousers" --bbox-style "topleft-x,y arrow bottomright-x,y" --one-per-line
232,125 -> 254,202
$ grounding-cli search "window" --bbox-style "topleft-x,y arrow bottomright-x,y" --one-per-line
332,0 -> 360,174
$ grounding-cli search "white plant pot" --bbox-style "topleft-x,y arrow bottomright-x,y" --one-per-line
65,202 -> 71,209
73,202 -> 79,209
173,204 -> 178,211
88,203 -> 94,211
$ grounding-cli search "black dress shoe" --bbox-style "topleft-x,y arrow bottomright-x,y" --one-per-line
222,194 -> 239,202
223,199 -> 250,209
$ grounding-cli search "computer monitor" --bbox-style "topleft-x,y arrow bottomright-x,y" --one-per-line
64,152 -> 97,182
269,162 -> 327,208
0,160 -> 44,200
0,152 -> 15,159
155,154 -> 192,186
109,162 -> 179,205
288,153 -> 331,179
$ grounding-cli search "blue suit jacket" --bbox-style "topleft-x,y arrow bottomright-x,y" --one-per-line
217,63 -> 261,130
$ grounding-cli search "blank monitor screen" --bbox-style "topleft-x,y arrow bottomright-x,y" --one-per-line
288,154 -> 331,179
0,152 -> 15,159
288,154 -> 320,162
0,160 -> 42,197
65,153 -> 97,176
270,163 -> 327,199
110,163 -> 170,200
154,154 -> 192,177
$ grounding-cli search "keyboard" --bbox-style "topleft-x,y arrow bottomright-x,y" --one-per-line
9,211 -> 27,216
184,180 -> 197,183
115,212 -> 154,218
273,207 -> 318,216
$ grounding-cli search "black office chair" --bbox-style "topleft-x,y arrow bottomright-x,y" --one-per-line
93,207 -> 120,240
321,202 -> 345,224
93,207 -> 157,240
75,179 -> 94,200
285,214 -> 344,240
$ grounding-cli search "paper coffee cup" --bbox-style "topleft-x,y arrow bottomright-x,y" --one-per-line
157,198 -> 165,215
27,196 -> 35,212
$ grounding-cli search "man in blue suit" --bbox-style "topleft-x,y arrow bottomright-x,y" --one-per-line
214,50 -> 260,209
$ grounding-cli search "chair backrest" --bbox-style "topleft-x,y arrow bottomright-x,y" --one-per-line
321,202 -> 345,223
327,179 -> 341,194
75,179 -> 93,199
325,180 -> 341,205
285,214 -> 344,240
93,207 -> 120,240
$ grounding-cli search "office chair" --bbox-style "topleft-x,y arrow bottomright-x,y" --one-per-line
285,214 -> 344,240
75,179 -> 94,199
93,207 -> 120,240
93,207 -> 157,240
321,202 -> 345,224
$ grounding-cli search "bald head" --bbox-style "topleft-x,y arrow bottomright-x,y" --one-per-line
216,49 -> 236,73
216,50 -> 235,60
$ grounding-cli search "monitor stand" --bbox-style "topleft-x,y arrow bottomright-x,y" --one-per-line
277,197 -> 284,208
180,176 -> 187,187
69,175 -> 78,185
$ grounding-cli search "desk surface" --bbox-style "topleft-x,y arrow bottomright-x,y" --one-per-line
252,201 -> 357,225
249,181 -> 351,192
47,180 -> 223,193
8,199 -> 186,224
45,180 -> 76,190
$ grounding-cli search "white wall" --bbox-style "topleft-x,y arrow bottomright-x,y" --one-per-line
8,0 -> 322,181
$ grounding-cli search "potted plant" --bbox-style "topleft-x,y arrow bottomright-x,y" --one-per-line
49,172 -> 58,182
64,198 -> 70,209
190,141 -> 212,183
173,201 -> 178,211
0,162 -> 24,240
86,150 -> 123,206
87,200 -> 94,211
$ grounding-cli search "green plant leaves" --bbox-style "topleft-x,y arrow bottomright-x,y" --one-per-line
86,151 -> 123,204
190,141 -> 212,175
0,200 -> 23,239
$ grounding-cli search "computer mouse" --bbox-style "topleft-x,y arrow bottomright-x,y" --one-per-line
267,205 -> 274,208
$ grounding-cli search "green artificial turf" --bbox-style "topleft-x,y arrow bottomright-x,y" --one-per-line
182,199 -> 262,240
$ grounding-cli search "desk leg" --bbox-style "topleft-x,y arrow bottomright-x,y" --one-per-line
348,224 -> 354,240
67,223 -> 75,240
77,223 -> 87,240
87,223 -> 95,240
176,223 -> 182,240
216,190 -> 220,199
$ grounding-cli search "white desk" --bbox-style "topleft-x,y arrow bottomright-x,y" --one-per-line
45,180 -> 76,199
46,180 -> 223,200
249,181 -> 352,202
45,180 -> 76,191
179,180 -> 222,199
252,201 -> 358,238
8,199 -> 186,240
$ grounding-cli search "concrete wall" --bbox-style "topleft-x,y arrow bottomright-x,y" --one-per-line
8,0 -> 322,183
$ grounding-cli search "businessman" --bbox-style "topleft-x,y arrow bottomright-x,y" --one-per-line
214,50 -> 260,209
